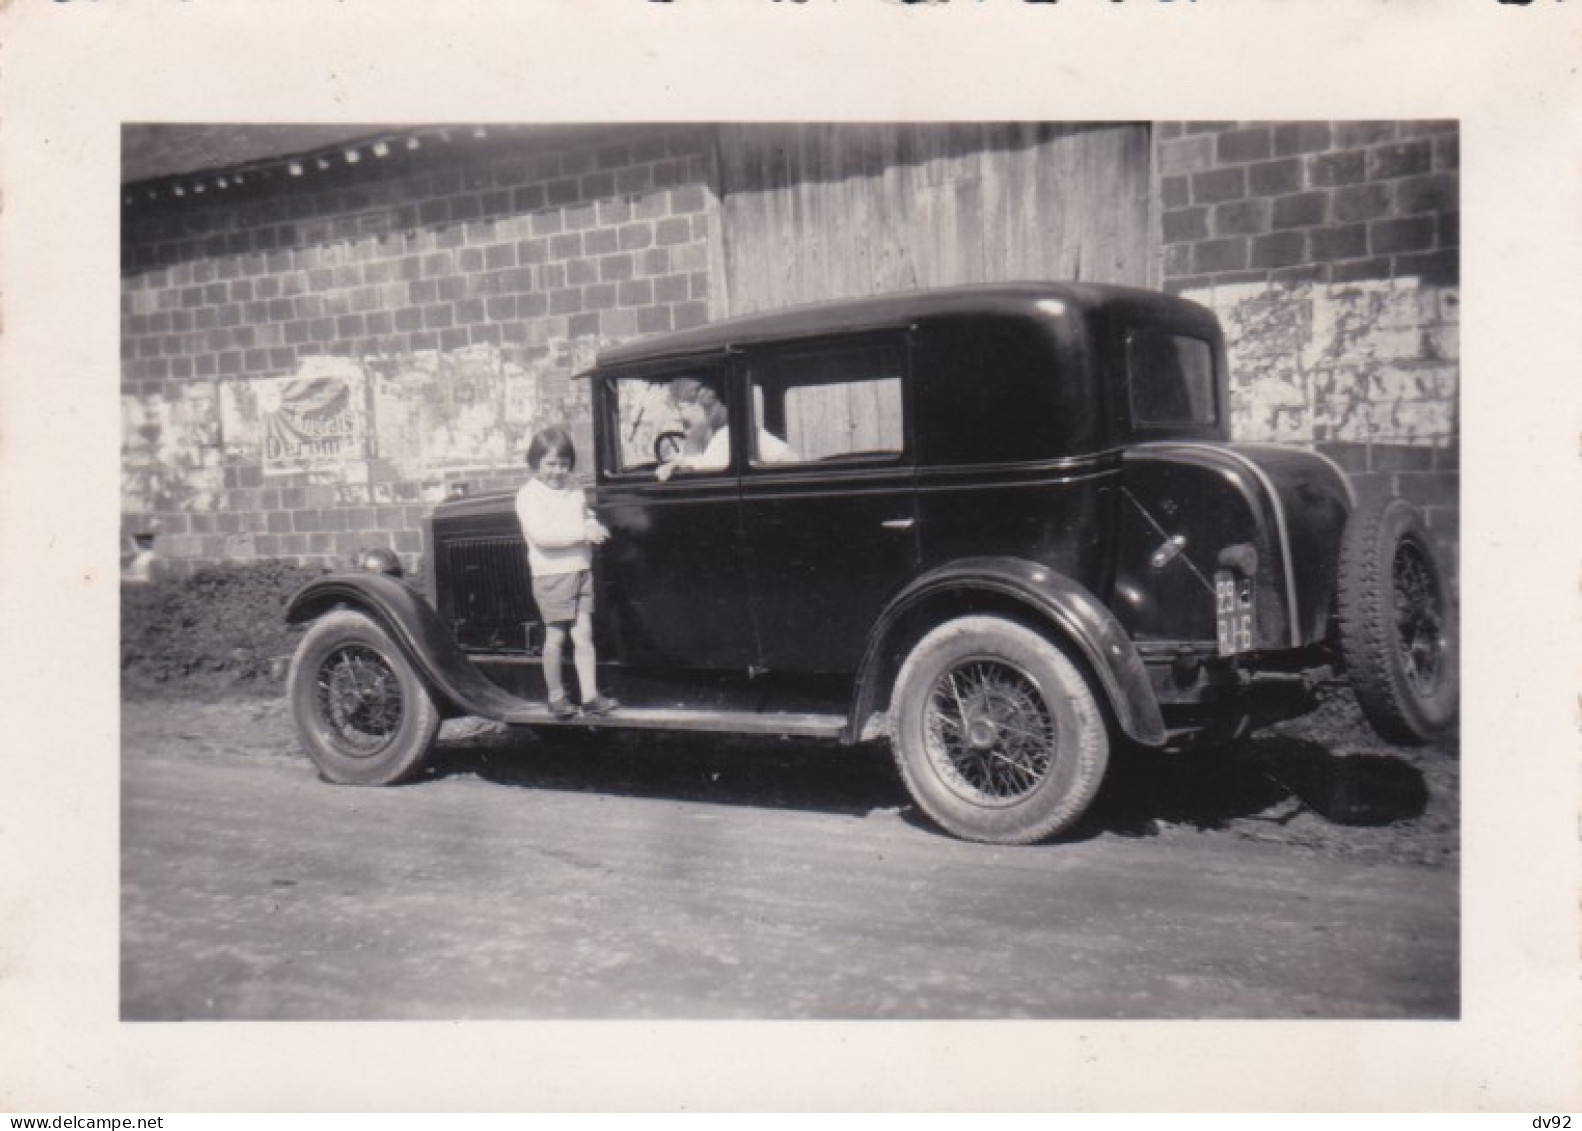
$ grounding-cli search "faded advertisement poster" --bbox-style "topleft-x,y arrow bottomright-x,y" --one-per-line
368,348 -> 529,477
255,368 -> 369,475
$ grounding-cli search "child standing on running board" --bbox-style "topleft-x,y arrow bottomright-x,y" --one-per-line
515,428 -> 619,720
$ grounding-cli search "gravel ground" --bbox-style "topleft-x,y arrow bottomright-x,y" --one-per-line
123,681 -> 1458,867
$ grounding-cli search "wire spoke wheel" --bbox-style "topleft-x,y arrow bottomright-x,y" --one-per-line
288,609 -> 441,785
1392,539 -> 1447,699
925,659 -> 1055,804
317,644 -> 405,755
1337,496 -> 1459,745
892,616 -> 1109,844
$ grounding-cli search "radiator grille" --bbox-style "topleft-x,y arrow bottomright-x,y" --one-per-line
436,535 -> 538,652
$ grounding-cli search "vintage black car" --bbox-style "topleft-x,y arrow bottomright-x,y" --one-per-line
286,282 -> 1457,844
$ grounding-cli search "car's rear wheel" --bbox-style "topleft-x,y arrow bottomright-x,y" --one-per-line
288,609 -> 441,784
1337,496 -> 1458,744
890,616 -> 1109,844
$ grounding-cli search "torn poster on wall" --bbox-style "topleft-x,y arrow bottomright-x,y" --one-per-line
256,368 -> 370,475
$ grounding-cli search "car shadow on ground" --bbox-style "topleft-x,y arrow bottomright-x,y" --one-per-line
417,724 -> 906,819
414,720 -> 1432,844
1066,735 -> 1432,843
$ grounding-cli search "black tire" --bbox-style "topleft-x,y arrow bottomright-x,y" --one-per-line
1337,496 -> 1458,744
890,616 -> 1110,844
287,609 -> 441,785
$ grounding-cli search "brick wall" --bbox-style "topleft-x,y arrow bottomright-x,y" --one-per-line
121,125 -> 719,574
1157,120 -> 1458,289
123,121 -> 1460,583
1155,121 -> 1459,575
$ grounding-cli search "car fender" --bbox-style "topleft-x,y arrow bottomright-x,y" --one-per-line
850,557 -> 1166,747
285,572 -> 527,720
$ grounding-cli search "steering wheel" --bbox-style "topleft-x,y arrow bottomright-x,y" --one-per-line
654,431 -> 686,462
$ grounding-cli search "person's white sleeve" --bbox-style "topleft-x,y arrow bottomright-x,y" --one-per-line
757,429 -> 798,463
694,427 -> 730,470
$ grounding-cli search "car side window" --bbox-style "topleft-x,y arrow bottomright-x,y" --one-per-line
607,368 -> 732,477
745,339 -> 905,468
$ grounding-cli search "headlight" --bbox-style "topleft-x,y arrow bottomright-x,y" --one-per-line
355,547 -> 404,577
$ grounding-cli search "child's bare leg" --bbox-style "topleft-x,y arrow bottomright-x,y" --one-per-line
570,609 -> 598,700
542,624 -> 568,702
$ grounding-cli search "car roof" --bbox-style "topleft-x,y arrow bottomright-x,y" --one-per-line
586,281 -> 1211,372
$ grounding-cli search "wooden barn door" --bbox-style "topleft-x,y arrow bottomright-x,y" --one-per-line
710,123 -> 1152,317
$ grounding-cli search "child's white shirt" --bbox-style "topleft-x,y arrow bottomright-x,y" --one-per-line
514,478 -> 591,576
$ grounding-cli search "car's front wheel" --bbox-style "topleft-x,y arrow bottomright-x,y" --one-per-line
890,616 -> 1109,844
288,609 -> 441,785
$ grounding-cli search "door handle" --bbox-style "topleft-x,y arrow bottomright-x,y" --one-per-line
1149,534 -> 1187,569
881,518 -> 916,531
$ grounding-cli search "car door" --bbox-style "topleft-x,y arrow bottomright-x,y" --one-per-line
591,359 -> 759,671
736,333 -> 919,676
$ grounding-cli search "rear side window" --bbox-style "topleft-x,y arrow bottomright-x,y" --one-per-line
1127,331 -> 1217,426
745,339 -> 906,467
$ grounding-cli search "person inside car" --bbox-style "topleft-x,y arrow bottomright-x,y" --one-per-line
657,383 -> 797,479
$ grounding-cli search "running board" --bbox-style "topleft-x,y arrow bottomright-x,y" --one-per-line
488,702 -> 857,741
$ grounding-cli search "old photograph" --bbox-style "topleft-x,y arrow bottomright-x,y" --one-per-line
5,0 -> 1579,1113
119,121 -> 1461,1022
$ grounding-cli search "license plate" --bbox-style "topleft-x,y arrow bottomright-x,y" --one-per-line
1215,569 -> 1254,656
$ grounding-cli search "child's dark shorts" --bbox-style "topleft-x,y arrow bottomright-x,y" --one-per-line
532,569 -> 594,626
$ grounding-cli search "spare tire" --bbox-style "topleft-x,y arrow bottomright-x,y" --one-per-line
1336,495 -> 1458,744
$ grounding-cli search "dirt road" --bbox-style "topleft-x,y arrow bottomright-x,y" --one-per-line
121,697 -> 1457,1020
